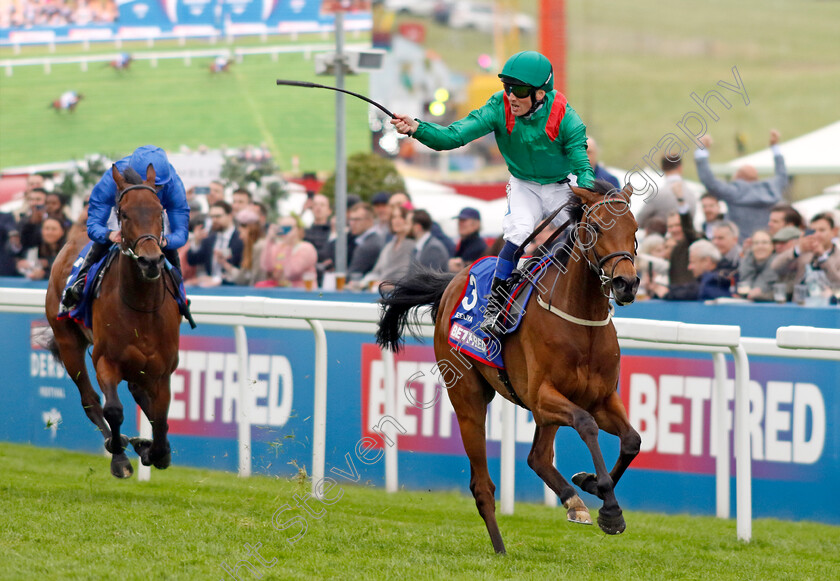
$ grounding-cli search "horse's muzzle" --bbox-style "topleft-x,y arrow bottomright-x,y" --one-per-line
137,254 -> 165,280
612,275 -> 640,305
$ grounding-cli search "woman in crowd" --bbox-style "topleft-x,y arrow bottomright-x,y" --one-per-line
258,215 -> 318,288
737,229 -> 778,301
638,233 -> 670,298
219,209 -> 267,286
363,205 -> 415,291
17,217 -> 66,280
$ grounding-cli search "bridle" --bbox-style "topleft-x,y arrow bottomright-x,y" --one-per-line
578,197 -> 636,299
116,184 -> 165,261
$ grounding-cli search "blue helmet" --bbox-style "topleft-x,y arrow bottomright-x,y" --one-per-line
129,145 -> 172,186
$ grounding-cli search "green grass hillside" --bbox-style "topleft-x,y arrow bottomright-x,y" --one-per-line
1,442 -> 839,580
0,49 -> 372,173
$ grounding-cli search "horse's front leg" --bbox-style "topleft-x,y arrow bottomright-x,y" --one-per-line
533,387 -> 624,535
95,359 -> 133,479
575,391 -> 641,495
527,424 -> 591,526
144,378 -> 171,470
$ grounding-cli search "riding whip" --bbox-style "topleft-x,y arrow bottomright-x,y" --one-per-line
276,79 -> 396,119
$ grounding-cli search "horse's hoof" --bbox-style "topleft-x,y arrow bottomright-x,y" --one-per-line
597,508 -> 626,535
564,494 -> 592,525
110,453 -> 134,479
152,452 -> 171,470
129,437 -> 152,456
104,435 -> 129,455
572,472 -> 599,497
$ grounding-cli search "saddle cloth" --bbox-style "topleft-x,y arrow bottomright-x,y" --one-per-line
447,255 -> 557,369
58,242 -> 189,329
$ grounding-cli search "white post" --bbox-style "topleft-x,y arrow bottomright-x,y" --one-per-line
712,352 -> 729,519
81,60 -> 87,72
308,319 -> 328,499
234,325 -> 251,477
115,38 -> 122,49
500,399 -> 515,514
382,347 -> 398,492
137,411 -> 153,482
732,345 -> 752,541
544,438 -> 557,506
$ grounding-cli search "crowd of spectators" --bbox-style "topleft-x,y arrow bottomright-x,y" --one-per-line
175,186 -> 490,292
2,128 -> 838,307
636,131 -> 840,305
3,1 -> 118,28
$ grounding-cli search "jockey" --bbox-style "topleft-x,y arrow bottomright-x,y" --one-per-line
211,56 -> 230,73
114,53 -> 132,70
59,145 -> 191,314
56,91 -> 83,112
391,51 -> 595,335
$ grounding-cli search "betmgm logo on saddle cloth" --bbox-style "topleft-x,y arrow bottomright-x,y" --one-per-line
448,256 -> 554,368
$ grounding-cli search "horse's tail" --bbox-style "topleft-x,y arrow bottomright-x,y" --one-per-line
32,326 -> 62,363
376,264 -> 455,353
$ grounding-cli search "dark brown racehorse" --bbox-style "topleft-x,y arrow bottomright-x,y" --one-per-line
376,182 -> 641,553
44,164 -> 181,478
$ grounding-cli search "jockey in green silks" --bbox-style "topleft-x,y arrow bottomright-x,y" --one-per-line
391,51 -> 595,335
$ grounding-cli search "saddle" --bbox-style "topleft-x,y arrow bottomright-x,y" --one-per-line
58,243 -> 194,329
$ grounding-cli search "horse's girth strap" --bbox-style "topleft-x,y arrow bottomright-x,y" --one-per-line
497,368 -> 529,410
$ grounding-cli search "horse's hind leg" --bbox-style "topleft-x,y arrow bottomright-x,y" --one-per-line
573,391 -> 641,496
533,386 -> 625,535
448,372 -> 506,554
95,360 -> 133,479
527,425 -> 592,525
53,325 -> 111,440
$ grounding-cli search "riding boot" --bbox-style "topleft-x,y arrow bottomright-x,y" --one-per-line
163,247 -> 197,329
59,241 -> 110,314
480,275 -> 512,336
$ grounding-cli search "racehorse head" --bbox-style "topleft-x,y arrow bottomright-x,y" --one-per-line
571,182 -> 640,306
112,164 -> 165,281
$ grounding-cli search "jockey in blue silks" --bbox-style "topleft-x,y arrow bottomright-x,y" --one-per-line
60,145 -> 190,313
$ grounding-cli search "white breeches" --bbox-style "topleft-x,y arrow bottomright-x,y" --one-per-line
501,177 -> 575,246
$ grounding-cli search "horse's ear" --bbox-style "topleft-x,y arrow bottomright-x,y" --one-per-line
619,184 -> 633,201
145,163 -> 156,185
111,164 -> 126,190
570,185 -> 600,206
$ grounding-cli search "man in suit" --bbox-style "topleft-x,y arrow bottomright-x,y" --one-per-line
187,200 -> 243,285
411,209 -> 449,271
694,130 -> 787,243
347,202 -> 384,278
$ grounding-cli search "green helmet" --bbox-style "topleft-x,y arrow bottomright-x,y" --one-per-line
498,51 -> 554,92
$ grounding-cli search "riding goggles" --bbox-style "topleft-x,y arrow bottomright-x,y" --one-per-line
503,83 -> 533,99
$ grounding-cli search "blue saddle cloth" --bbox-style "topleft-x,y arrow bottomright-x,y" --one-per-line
58,242 -> 189,329
447,254 -> 556,369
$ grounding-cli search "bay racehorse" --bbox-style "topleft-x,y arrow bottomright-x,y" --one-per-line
376,182 -> 641,553
44,164 -> 181,478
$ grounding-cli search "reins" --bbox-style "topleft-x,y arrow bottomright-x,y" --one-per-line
535,196 -> 635,325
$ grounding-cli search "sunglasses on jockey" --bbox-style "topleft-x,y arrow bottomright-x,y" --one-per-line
502,82 -> 534,99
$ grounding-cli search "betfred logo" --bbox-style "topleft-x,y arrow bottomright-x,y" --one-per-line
168,336 -> 295,438
621,356 -> 826,476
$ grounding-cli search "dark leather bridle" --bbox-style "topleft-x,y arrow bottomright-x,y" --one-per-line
116,184 -> 164,260
579,198 -> 636,298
